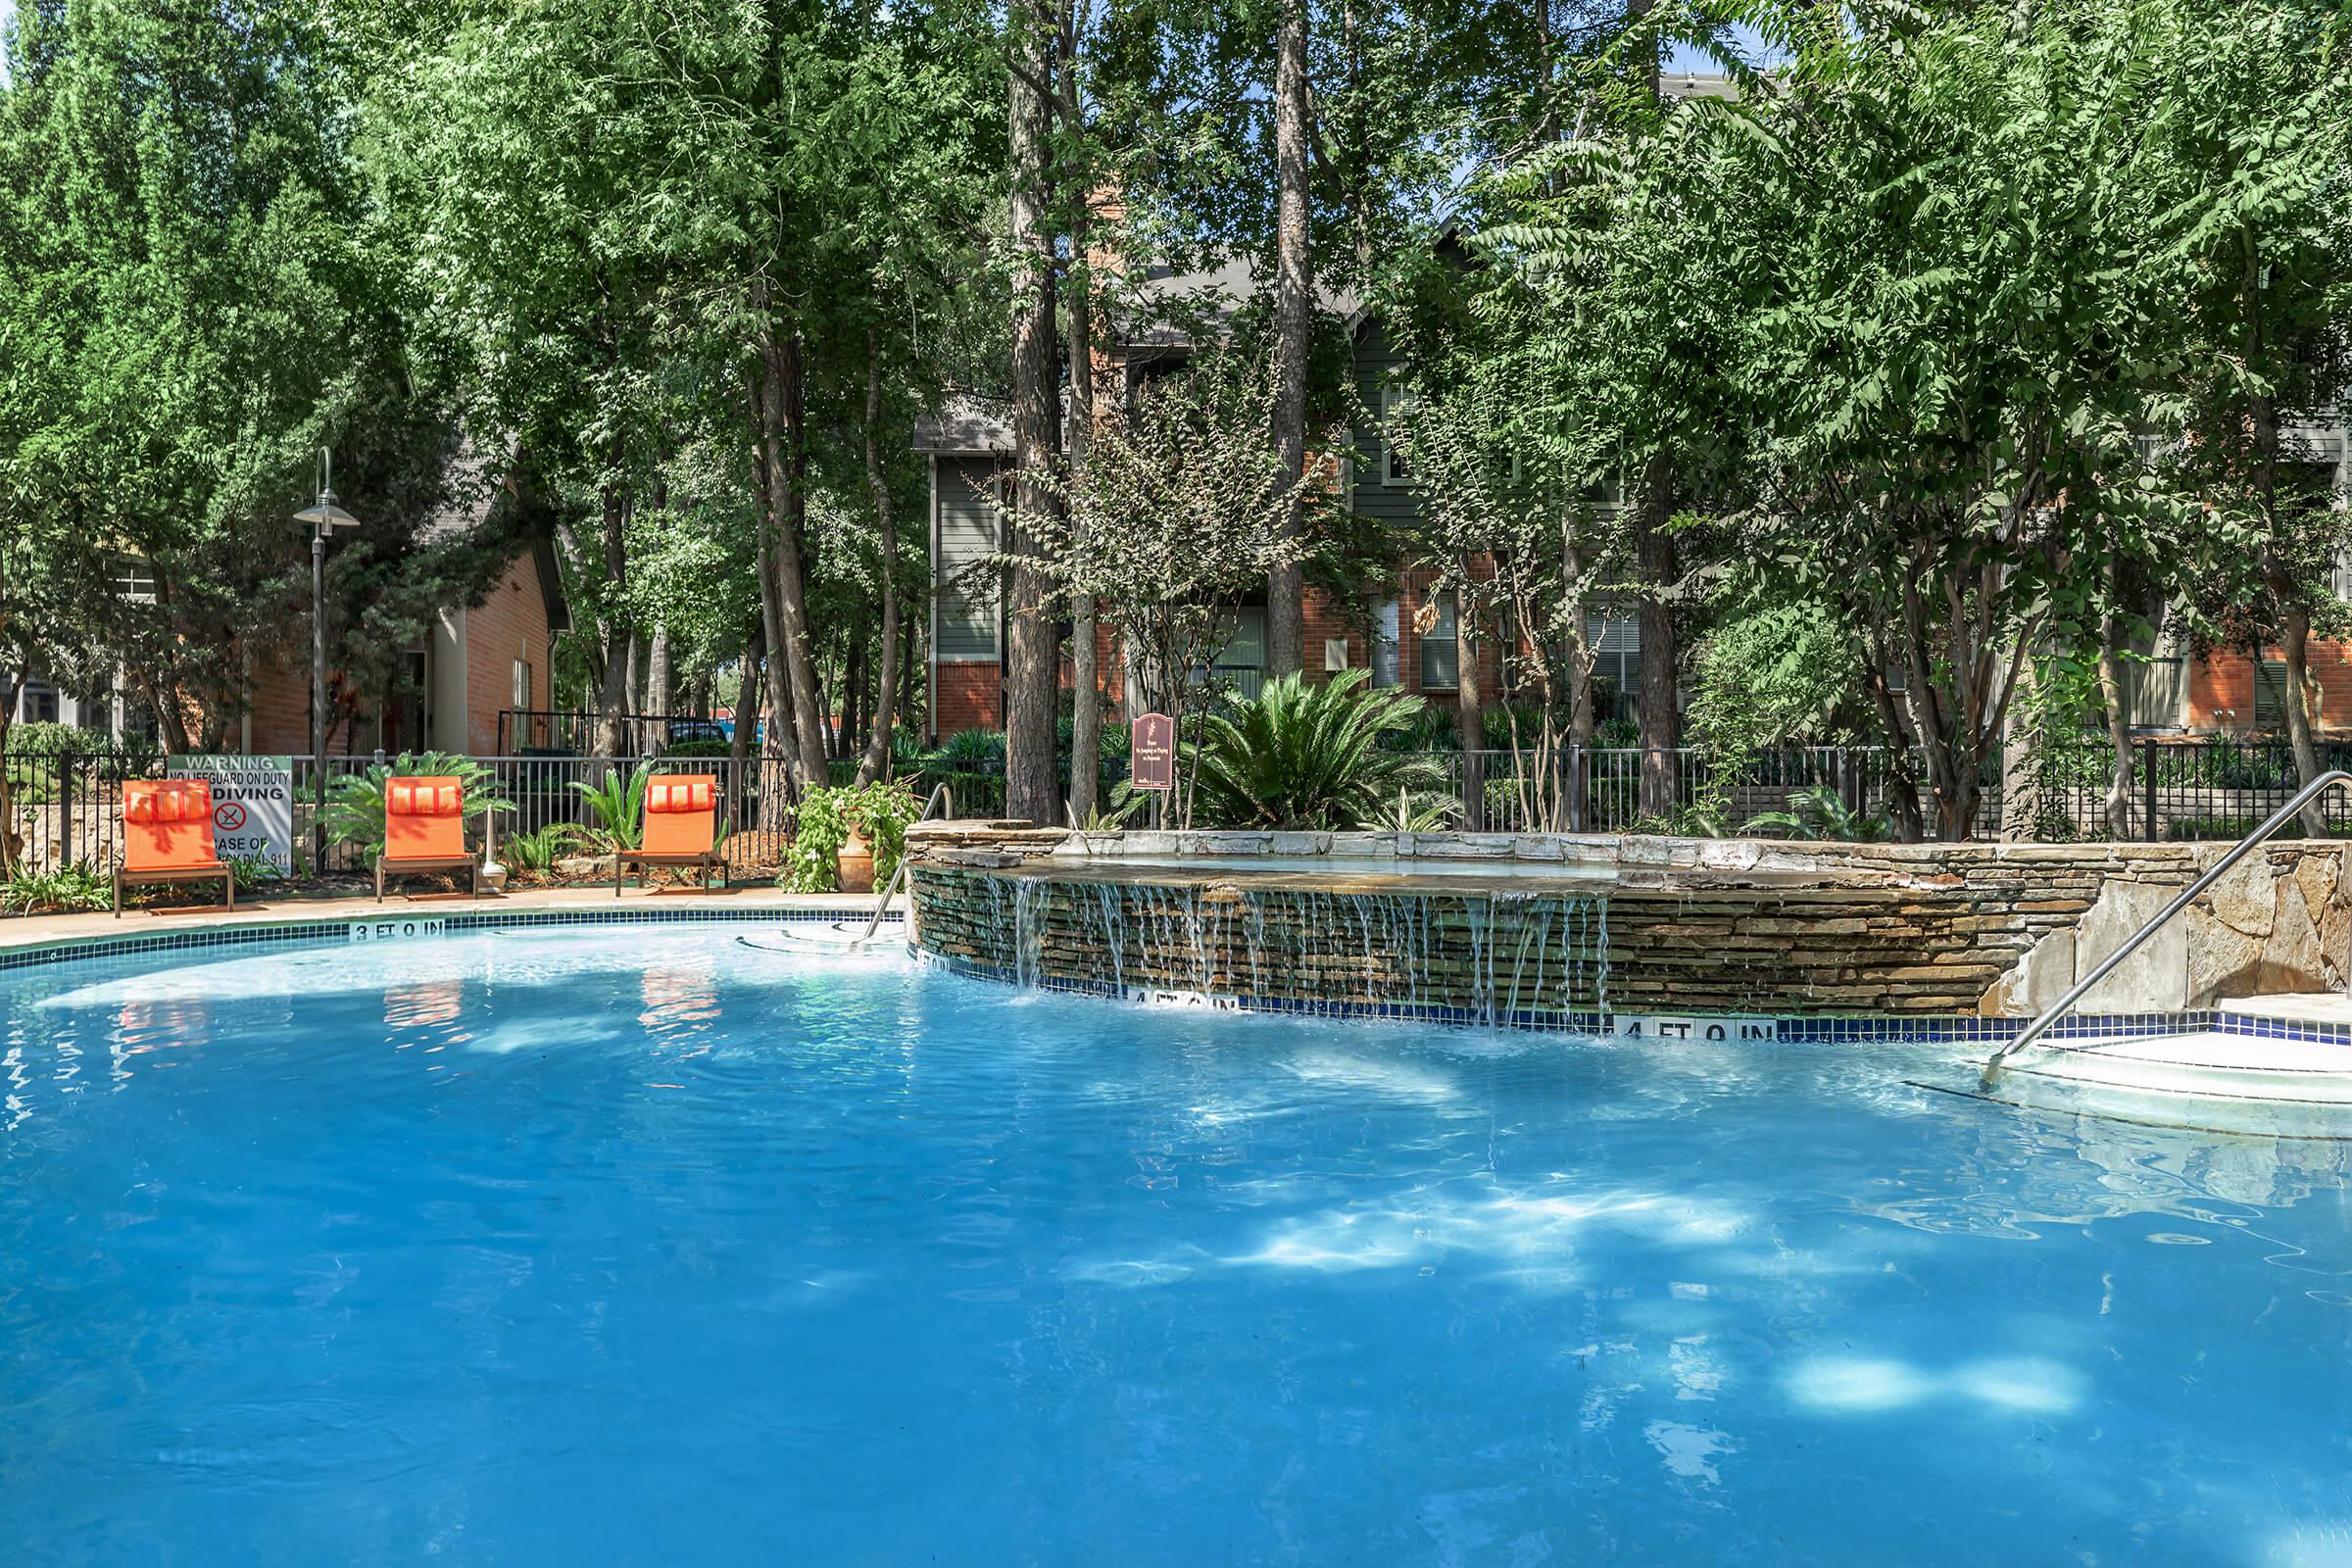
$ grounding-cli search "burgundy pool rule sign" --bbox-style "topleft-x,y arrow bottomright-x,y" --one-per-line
1131,713 -> 1176,790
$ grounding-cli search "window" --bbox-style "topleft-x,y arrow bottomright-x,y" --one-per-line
513,658 -> 531,711
1418,593 -> 1459,690
1216,607 -> 1266,700
1587,612 -> 1639,720
108,555 -> 158,604
1370,600 -> 1401,688
1382,387 -> 1415,485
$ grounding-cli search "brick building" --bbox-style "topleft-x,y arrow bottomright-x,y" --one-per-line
13,488 -> 570,760
914,273 -> 1641,742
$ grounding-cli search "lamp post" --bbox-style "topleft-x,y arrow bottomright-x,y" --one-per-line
293,450 -> 359,866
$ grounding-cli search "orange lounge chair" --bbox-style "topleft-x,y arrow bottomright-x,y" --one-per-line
617,774 -> 728,894
377,776 -> 481,900
116,779 -> 234,916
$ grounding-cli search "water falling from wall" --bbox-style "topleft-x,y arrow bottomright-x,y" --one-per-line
1018,875 -> 1612,1024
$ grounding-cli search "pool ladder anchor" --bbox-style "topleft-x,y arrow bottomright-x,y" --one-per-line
1982,769 -> 2352,1084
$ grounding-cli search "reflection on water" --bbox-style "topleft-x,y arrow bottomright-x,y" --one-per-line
1,932 -> 2351,1564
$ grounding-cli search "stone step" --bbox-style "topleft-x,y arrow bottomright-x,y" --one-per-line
2006,1030 -> 2352,1103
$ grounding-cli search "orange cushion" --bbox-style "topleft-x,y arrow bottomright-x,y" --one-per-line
387,779 -> 462,816
125,782 -> 210,824
647,778 -> 714,814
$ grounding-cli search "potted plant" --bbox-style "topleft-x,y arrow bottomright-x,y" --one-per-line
836,821 -> 876,893
784,779 -> 921,894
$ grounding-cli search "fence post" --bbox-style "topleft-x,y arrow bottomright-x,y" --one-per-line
2141,738 -> 2158,842
1567,744 -> 1585,834
56,753 -> 74,872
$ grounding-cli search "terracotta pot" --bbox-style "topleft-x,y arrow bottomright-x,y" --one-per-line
836,827 -> 876,894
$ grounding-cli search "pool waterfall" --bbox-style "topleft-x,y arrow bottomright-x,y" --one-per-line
983,872 -> 1613,1024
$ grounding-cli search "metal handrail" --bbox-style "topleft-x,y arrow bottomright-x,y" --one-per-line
1983,769 -> 2352,1074
851,781 -> 955,944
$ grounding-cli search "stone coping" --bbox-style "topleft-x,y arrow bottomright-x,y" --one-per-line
0,886 -> 899,971
908,821 -> 2286,888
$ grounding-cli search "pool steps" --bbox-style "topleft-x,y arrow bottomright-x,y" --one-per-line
2007,995 -> 2352,1103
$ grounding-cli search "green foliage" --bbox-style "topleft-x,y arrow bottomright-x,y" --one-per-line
662,739 -> 733,760
502,821 -> 590,872
781,778 -> 923,894
1184,670 -> 1450,830
1741,787 -> 1890,845
2,862 -> 112,914
571,764 -> 653,852
224,853 -> 288,892
321,752 -> 509,857
1689,603 -> 1860,760
926,730 -> 1005,774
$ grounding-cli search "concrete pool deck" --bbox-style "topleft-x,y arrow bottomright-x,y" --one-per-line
0,884 -> 899,957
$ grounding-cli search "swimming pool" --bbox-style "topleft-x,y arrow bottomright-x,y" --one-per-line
6,924 -> 2350,1563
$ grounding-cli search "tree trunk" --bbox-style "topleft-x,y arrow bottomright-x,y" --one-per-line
857,354 -> 902,789
1005,0 -> 1063,825
2095,618 -> 2136,841
1634,454 -> 1679,821
1060,28 -> 1102,823
2282,606 -> 2328,837
0,662 -> 19,875
1560,514 -> 1595,831
2239,224 -> 2326,838
623,629 -> 643,746
1457,591 -> 1485,831
1265,0 -> 1312,680
592,478 -> 632,763
729,625 -> 763,829
752,314 -> 836,789
646,623 -> 672,750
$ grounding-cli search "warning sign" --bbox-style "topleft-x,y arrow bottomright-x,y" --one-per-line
1131,713 -> 1176,791
169,755 -> 295,874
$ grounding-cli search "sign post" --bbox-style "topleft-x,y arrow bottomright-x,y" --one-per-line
1130,712 -> 1175,828
169,755 -> 295,875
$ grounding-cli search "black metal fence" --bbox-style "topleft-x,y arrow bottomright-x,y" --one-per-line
5,735 -> 2343,880
2027,737 -> 2352,841
495,710 -> 736,756
1430,746 -> 1999,836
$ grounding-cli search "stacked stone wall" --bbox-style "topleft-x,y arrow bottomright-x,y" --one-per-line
905,826 -> 2352,1019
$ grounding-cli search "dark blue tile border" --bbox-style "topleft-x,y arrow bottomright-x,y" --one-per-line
0,906 -> 903,973
2216,1011 -> 2352,1047
913,947 -> 2217,1045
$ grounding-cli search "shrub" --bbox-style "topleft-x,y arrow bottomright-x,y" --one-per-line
2,862 -> 112,914
662,738 -> 733,760
322,751 -> 510,858
224,852 -> 288,892
571,763 -> 652,851
1183,670 -> 1451,830
1741,785 -> 1889,842
926,729 -> 1005,774
502,821 -> 590,871
781,778 -> 922,894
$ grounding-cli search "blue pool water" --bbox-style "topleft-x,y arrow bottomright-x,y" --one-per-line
6,926 -> 2352,1564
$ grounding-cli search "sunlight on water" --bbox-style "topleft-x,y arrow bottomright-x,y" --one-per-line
4,926 -> 2352,1563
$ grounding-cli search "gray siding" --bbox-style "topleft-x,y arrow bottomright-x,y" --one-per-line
1348,318 -> 1424,531
935,458 -> 1003,661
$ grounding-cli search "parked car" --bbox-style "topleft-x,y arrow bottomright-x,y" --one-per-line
662,718 -> 730,750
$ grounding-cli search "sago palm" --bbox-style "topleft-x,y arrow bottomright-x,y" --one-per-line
1185,670 -> 1453,830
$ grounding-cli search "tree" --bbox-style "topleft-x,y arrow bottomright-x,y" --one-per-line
1005,0 -> 1064,823
2144,0 -> 2352,832
1004,348 -> 1312,825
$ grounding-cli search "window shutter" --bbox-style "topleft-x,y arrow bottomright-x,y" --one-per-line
2254,660 -> 2291,730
